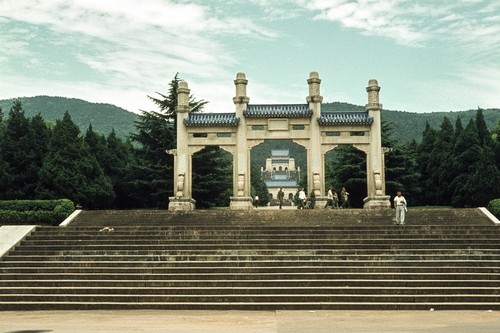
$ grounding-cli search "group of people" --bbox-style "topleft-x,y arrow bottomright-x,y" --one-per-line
325,186 -> 349,209
266,186 -> 408,225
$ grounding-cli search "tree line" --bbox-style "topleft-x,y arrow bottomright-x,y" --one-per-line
0,73 -> 499,209
326,110 -> 500,207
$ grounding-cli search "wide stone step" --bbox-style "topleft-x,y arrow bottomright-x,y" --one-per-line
1,272 -> 498,280
26,235 -> 499,242
2,260 -> 498,268
17,241 -> 500,250
4,253 -> 499,262
2,286 -> 497,295
1,266 -> 498,274
0,301 -> 498,311
1,279 -> 497,288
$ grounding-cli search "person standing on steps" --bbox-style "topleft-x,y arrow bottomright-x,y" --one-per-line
325,186 -> 334,208
393,191 -> 407,225
253,195 -> 259,208
277,188 -> 284,209
309,190 -> 316,209
340,187 -> 349,208
298,187 -> 307,209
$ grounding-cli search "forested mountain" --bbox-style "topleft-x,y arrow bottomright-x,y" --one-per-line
0,96 -> 498,143
0,96 -> 138,139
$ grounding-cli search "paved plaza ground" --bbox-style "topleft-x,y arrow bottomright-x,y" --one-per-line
1,310 -> 499,333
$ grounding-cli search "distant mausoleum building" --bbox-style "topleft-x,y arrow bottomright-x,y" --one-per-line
261,149 -> 300,202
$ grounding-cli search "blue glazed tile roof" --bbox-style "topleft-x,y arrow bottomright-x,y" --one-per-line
265,180 -> 299,188
317,112 -> 373,126
244,104 -> 313,118
184,112 -> 240,127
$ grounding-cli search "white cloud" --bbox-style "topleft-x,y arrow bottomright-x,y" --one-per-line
0,0 -> 278,113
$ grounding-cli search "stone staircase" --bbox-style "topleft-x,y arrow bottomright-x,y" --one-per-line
0,208 -> 498,310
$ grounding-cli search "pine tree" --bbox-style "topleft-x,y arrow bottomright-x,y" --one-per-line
131,73 -> 219,208
192,147 -> 233,208
330,145 -> 367,208
0,106 -> 11,199
36,112 -> 114,208
105,130 -> 137,208
0,100 -> 36,199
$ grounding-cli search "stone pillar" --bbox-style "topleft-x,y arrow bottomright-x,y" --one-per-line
307,72 -> 327,209
363,79 -> 390,209
230,72 -> 253,209
168,80 -> 196,210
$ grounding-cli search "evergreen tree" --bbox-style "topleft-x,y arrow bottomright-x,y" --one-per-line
432,117 -> 454,205
29,114 -> 50,198
36,112 -> 114,208
251,163 -> 270,206
330,145 -> 367,208
381,121 -> 421,202
131,73 -> 222,208
450,119 -> 483,207
493,121 -> 500,167
0,100 -> 36,199
475,108 -> 494,148
105,130 -> 137,208
416,122 -> 437,205
0,106 -> 11,199
192,146 -> 233,208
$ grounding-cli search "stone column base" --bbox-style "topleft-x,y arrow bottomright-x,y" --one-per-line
363,195 -> 391,209
168,197 -> 196,211
313,196 -> 329,209
230,197 -> 254,210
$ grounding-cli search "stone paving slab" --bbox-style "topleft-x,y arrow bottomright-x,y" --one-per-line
0,310 -> 499,333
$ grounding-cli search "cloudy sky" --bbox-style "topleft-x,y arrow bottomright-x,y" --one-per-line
0,0 -> 499,114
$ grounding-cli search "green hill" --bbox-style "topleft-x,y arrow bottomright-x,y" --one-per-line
0,96 -> 139,139
0,96 -> 498,143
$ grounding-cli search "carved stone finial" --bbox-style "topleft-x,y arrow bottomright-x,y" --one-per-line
176,80 -> 190,113
233,72 -> 249,105
307,71 -> 323,103
365,79 -> 382,111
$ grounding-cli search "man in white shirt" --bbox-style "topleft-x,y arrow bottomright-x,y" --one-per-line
393,191 -> 407,225
298,188 -> 307,209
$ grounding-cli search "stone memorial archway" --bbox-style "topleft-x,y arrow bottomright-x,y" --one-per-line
168,72 -> 390,210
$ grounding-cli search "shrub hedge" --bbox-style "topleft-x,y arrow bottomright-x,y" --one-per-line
487,199 -> 500,219
0,199 -> 75,225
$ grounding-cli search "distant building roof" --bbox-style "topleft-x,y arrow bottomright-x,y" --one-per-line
244,104 -> 313,118
184,113 -> 240,127
265,180 -> 299,188
271,149 -> 289,157
317,111 -> 373,126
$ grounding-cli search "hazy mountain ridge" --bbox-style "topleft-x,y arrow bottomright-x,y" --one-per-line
0,96 -> 498,142
0,96 -> 138,139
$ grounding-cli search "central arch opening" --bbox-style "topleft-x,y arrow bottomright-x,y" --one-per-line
325,145 -> 367,208
192,146 -> 233,208
251,140 -> 307,207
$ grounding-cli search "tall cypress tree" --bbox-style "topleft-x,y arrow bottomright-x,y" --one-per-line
416,122 -> 437,205
450,119 -> 483,207
432,117 -> 454,205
